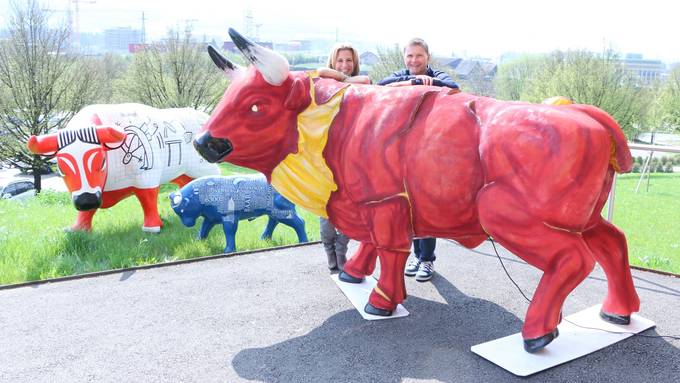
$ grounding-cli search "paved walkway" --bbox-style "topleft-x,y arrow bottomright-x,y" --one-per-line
0,167 -> 67,192
1,240 -> 678,382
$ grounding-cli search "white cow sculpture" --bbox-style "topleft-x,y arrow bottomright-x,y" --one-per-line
27,103 -> 220,232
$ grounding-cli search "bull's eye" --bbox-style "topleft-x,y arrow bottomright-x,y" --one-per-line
251,104 -> 259,113
172,194 -> 183,207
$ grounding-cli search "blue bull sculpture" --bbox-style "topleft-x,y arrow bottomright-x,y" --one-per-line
169,175 -> 308,253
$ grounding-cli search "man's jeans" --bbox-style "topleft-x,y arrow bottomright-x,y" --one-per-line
413,238 -> 436,262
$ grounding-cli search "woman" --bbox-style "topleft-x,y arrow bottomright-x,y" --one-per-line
378,37 -> 460,282
317,43 -> 368,273
317,43 -> 371,84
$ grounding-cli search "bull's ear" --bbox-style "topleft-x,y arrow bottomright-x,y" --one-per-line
284,78 -> 310,111
27,133 -> 58,155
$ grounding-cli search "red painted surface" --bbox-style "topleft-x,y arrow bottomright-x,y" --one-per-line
202,69 -> 639,342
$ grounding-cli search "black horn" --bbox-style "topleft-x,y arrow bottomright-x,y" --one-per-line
228,28 -> 289,86
207,45 -> 239,73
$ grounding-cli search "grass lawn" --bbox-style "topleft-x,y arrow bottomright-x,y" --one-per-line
0,169 -> 677,286
608,173 -> 680,274
0,163 -> 320,285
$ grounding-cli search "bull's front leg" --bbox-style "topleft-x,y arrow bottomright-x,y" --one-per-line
345,196 -> 412,316
221,215 -> 238,253
134,187 -> 163,233
198,218 -> 217,239
71,210 -> 97,231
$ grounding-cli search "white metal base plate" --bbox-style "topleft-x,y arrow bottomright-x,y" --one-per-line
471,305 -> 655,376
332,274 -> 409,320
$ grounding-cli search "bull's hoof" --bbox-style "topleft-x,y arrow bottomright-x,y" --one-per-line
364,303 -> 392,317
599,310 -> 631,325
142,226 -> 161,233
523,328 -> 559,353
338,271 -> 364,284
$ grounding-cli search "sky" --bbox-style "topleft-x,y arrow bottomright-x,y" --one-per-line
2,0 -> 679,63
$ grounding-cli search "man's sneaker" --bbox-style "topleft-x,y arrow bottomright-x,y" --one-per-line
404,258 -> 421,276
415,261 -> 434,282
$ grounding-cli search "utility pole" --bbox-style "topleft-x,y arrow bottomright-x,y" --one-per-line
70,0 -> 97,51
141,11 -> 146,44
244,8 -> 255,40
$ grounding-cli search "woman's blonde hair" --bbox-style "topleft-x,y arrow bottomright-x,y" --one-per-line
326,43 -> 360,76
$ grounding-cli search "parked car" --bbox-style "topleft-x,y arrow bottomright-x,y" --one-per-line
0,180 -> 35,201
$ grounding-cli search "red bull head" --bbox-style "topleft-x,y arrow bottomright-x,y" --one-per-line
27,121 -> 125,211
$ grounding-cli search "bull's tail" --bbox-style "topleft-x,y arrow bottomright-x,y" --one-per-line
570,105 -> 632,173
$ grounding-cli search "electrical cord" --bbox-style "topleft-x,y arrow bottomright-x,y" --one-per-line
488,237 -> 680,341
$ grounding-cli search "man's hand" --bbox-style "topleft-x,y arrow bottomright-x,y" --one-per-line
413,75 -> 433,86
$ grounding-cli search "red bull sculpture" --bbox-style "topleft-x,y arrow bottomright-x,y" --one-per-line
194,28 -> 640,352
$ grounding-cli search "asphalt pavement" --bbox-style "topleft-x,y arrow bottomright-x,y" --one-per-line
1,240 -> 678,382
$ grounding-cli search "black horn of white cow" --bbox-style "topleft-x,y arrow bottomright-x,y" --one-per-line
74,191 -> 102,211
193,131 -> 233,163
207,45 -> 238,72
228,27 -> 289,86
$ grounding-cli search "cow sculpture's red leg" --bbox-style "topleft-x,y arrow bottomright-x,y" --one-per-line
357,197 -> 412,315
133,188 -> 163,233
341,242 -> 378,282
478,183 -> 597,352
583,219 -> 640,321
72,210 -> 96,231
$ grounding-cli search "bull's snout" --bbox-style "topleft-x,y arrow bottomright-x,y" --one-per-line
193,132 -> 232,163
73,191 -> 102,211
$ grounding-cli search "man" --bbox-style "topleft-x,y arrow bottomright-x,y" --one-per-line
378,37 -> 460,282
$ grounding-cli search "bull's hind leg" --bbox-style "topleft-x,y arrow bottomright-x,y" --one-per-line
478,184 -> 596,352
278,216 -> 309,243
583,219 -> 640,323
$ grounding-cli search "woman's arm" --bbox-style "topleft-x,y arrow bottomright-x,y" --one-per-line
345,75 -> 371,84
317,68 -> 371,84
317,67 -> 348,81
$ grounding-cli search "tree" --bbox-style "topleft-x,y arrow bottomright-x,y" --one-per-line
96,53 -> 130,103
456,63 -> 495,97
650,66 -> 680,132
117,28 -> 227,112
496,49 -> 647,138
494,55 -> 544,100
369,44 -> 403,84
0,0 -> 102,191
